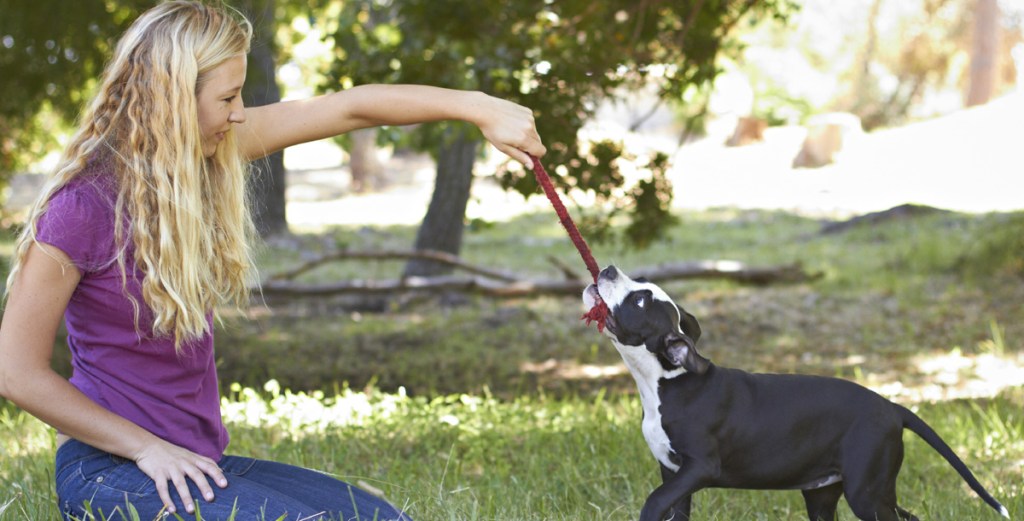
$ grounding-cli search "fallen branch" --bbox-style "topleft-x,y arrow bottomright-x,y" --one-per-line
255,252 -> 820,298
259,275 -> 583,298
630,260 -> 818,286
546,254 -> 587,281
267,249 -> 520,283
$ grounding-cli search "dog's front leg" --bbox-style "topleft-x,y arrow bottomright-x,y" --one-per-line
640,466 -> 707,521
658,464 -> 693,520
660,494 -> 692,521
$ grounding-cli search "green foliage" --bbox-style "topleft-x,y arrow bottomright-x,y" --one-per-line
320,0 -> 797,248
623,152 -> 677,249
560,144 -> 679,248
959,211 -> 1024,280
0,0 -> 152,178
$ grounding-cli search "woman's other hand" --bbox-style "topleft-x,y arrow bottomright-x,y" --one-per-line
133,439 -> 228,515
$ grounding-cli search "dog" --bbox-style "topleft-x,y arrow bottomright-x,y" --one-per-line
583,265 -> 1009,521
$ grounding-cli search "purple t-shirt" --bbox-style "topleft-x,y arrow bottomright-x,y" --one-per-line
35,166 -> 229,460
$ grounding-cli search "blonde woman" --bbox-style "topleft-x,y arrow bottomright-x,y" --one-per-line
0,1 -> 544,519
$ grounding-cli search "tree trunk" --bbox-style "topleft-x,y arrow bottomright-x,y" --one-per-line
965,0 -> 1001,107
348,127 -> 383,192
403,128 -> 479,277
240,0 -> 287,237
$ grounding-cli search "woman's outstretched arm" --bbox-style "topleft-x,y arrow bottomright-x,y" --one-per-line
237,85 -> 545,165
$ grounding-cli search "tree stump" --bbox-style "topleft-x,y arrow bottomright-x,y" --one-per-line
726,116 -> 767,147
792,113 -> 863,169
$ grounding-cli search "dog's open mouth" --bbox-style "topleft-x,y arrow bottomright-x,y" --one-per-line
584,284 -> 618,335
601,314 -> 618,335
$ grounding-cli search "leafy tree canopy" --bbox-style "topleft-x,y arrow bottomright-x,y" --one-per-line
0,0 -> 151,178
322,0 -> 797,248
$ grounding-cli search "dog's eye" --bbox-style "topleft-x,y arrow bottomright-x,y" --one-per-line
635,294 -> 647,308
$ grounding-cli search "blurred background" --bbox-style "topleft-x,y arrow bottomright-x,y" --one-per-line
1,2 -> 1023,518
2,0 -> 1023,412
2,0 -> 1022,236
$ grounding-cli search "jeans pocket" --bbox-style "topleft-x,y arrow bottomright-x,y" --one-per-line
55,451 -> 104,499
77,453 -> 154,497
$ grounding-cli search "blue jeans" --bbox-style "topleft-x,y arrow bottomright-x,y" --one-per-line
55,439 -> 411,521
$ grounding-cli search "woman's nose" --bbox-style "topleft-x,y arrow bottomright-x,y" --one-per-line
229,98 -> 246,124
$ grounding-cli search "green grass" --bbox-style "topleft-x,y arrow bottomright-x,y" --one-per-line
1,207 -> 1023,520
211,208 -> 1024,397
2,386 -> 1022,520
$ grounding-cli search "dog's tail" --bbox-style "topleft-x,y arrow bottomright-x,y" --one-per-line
897,404 -> 1010,518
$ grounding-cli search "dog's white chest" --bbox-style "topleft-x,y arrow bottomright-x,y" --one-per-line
640,396 -> 679,472
616,343 -> 684,472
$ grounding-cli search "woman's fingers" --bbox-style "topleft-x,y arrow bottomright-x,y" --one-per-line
497,143 -> 536,168
135,441 -> 229,514
492,123 -> 546,167
184,463 -> 217,504
476,95 -> 545,166
170,471 -> 197,513
515,124 -> 546,164
153,476 -> 176,514
195,456 -> 229,489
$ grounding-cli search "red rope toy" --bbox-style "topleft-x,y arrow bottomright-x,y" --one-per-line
529,155 -> 610,332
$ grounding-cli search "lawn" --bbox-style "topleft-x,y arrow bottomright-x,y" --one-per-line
1,207 -> 1022,520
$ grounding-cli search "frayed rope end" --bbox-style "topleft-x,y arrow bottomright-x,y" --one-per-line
581,298 -> 610,333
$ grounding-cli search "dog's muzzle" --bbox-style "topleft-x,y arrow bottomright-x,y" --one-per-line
583,283 -> 617,335
598,265 -> 619,282
583,284 -> 601,308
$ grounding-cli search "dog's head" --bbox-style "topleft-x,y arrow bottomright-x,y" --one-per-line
583,265 -> 709,375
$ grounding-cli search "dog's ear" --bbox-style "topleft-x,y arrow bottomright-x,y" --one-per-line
665,334 -> 710,375
679,309 -> 702,344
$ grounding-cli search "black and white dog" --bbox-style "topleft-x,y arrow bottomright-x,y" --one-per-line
583,265 -> 1009,521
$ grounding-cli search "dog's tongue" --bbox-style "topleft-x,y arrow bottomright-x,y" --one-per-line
582,297 -> 610,332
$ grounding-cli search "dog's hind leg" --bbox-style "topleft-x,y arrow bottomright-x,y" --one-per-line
845,478 -> 915,521
801,482 -> 843,521
841,421 -> 908,521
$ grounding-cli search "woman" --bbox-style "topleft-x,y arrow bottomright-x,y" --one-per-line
0,1 -> 545,519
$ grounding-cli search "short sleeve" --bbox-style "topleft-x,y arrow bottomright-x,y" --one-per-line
35,178 -> 117,274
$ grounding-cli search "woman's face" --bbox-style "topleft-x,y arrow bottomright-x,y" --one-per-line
196,55 -> 247,158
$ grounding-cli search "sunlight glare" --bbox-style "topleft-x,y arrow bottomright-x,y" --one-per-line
220,381 -> 408,438
872,350 -> 1024,403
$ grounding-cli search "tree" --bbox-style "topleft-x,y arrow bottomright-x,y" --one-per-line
0,0 -> 151,185
0,0 -> 294,236
237,0 -> 288,236
965,0 -> 1000,106
347,127 -> 384,192
323,0 -> 797,276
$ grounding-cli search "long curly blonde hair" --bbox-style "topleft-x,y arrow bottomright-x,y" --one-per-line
6,1 -> 256,352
